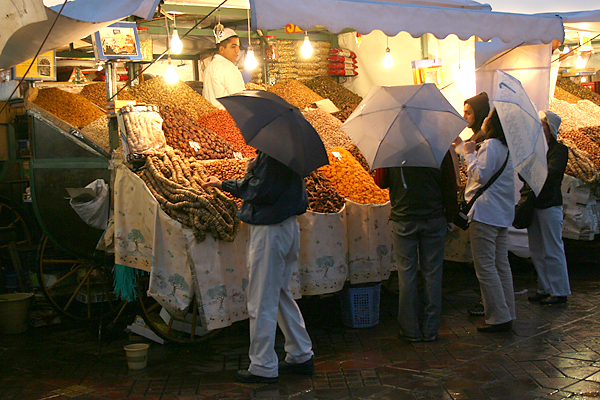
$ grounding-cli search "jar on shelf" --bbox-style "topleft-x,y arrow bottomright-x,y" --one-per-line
137,26 -> 153,62
264,35 -> 278,62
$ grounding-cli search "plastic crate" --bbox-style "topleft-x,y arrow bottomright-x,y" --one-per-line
339,283 -> 381,328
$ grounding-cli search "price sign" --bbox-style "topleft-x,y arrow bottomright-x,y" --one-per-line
285,24 -> 304,34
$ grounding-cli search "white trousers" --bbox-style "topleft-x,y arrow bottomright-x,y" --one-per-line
528,206 -> 571,297
247,216 -> 313,378
470,221 -> 516,325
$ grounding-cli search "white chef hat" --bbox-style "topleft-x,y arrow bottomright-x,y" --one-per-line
216,28 -> 238,44
539,110 -> 561,138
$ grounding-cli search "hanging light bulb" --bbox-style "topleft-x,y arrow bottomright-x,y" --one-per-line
563,46 -> 570,54
382,36 -> 394,69
576,55 -> 587,69
582,76 -> 588,83
245,47 -> 258,70
165,57 -> 179,84
301,32 -> 313,58
243,9 -> 257,71
170,29 -> 183,54
97,63 -> 103,72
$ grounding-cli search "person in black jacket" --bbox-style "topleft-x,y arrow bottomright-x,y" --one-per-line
526,111 -> 570,305
375,151 -> 457,342
203,151 -> 314,383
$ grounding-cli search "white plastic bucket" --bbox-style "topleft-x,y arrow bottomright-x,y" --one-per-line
0,292 -> 33,334
124,343 -> 149,370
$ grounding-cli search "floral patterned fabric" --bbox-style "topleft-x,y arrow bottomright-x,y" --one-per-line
345,200 -> 396,283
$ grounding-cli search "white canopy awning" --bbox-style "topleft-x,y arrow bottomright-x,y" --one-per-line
536,9 -> 600,33
250,0 -> 564,44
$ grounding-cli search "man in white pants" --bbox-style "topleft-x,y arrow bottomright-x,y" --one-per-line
203,151 -> 314,383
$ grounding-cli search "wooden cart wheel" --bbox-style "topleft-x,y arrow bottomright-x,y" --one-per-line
0,197 -> 32,249
136,271 -> 222,344
37,235 -> 121,321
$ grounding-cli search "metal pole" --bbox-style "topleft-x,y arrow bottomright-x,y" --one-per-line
105,62 -> 119,151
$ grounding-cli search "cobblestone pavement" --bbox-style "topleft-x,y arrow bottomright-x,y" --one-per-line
2,259 -> 600,400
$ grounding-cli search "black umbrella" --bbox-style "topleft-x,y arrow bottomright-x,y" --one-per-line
218,90 -> 329,177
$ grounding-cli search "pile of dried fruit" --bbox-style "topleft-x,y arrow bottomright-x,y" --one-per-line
554,86 -> 581,104
267,79 -> 324,110
318,147 -> 389,204
195,158 -> 247,207
32,87 -> 105,128
160,106 -> 235,160
79,82 -> 136,109
305,76 -> 362,109
138,149 -> 240,242
197,110 -> 256,158
128,77 -> 216,120
305,170 -> 345,213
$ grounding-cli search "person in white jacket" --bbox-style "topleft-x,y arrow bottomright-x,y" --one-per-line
202,28 -> 246,109
464,109 -> 516,333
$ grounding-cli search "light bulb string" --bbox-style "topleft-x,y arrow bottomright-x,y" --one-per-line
246,8 -> 252,51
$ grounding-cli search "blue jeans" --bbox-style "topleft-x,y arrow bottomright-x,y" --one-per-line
391,217 -> 447,339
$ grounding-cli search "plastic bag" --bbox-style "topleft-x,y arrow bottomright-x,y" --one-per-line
69,179 -> 110,230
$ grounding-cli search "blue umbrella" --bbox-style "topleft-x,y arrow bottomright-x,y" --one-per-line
218,90 -> 329,177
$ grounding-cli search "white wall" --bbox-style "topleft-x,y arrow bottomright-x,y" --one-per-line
475,40 -> 552,113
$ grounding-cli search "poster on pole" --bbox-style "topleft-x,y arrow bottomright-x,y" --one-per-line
11,50 -> 56,81
92,22 -> 142,61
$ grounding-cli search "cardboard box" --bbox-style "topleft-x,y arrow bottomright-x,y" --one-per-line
126,315 -> 165,344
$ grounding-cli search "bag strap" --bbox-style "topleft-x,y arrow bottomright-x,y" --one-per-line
465,150 -> 510,210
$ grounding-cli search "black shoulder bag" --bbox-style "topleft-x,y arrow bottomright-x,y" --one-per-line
453,152 -> 509,230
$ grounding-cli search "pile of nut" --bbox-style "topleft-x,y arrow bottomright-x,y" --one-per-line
302,108 -> 355,150
79,82 -> 136,109
33,87 -> 105,128
127,77 -> 217,120
267,79 -> 324,110
305,170 -> 345,213
332,104 -> 359,123
197,110 -> 256,158
556,77 -> 600,107
160,106 -> 235,160
550,99 -> 600,168
305,76 -> 362,109
80,115 -> 111,152
318,147 -> 389,204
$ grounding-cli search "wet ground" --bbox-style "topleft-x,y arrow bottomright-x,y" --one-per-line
2,255 -> 600,400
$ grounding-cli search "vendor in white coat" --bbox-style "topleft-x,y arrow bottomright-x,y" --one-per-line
202,28 -> 246,109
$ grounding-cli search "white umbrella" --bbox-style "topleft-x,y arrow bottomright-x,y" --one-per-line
340,84 -> 467,169
493,70 -> 548,196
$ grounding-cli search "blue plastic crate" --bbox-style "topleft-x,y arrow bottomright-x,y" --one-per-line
339,283 -> 381,328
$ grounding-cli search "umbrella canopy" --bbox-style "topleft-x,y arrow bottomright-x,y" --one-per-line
493,70 -> 548,196
218,90 -> 329,177
340,84 -> 468,170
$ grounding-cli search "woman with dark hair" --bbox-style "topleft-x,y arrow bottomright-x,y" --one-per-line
463,109 -> 516,332
463,92 -> 490,143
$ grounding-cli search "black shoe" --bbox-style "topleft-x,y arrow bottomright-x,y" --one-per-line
468,301 -> 485,316
528,293 -> 550,302
235,370 -> 278,384
422,334 -> 438,342
540,296 -> 567,305
278,357 -> 315,375
398,332 -> 422,342
477,321 -> 512,333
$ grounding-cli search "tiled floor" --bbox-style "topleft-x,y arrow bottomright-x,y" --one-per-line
2,256 -> 600,400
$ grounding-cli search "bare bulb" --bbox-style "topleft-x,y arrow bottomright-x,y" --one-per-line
382,48 -> 394,69
244,49 -> 258,71
582,76 -> 588,83
165,59 -> 179,84
301,34 -> 313,58
170,29 -> 183,55
576,55 -> 586,69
